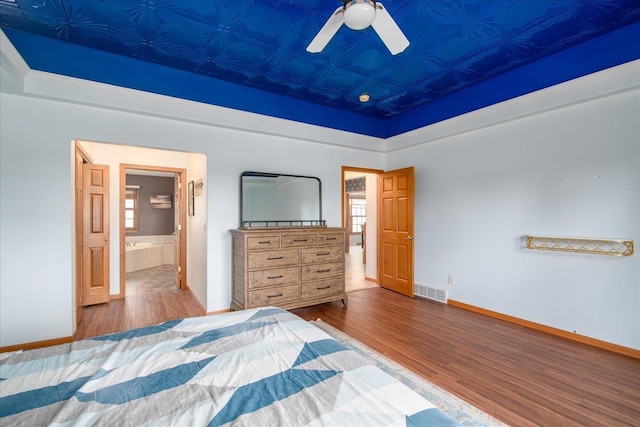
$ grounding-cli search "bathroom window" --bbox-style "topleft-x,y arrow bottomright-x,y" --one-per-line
125,188 -> 139,232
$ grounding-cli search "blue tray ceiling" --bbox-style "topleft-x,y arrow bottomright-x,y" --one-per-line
1,0 -> 639,138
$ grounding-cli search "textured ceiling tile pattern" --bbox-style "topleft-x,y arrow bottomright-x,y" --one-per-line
1,0 -> 639,119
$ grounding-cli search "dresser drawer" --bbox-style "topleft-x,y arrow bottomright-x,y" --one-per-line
300,246 -> 343,264
248,284 -> 299,308
317,232 -> 344,246
248,267 -> 300,289
281,234 -> 317,248
231,227 -> 347,312
247,249 -> 298,269
301,262 -> 344,281
302,278 -> 344,299
247,236 -> 280,250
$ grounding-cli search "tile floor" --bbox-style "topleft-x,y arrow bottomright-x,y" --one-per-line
126,264 -> 177,296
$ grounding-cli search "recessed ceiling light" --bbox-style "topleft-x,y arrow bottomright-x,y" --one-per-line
359,94 -> 370,103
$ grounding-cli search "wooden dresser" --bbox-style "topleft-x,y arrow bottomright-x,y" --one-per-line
231,227 -> 348,311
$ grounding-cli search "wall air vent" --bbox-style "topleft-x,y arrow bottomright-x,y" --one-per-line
415,284 -> 448,304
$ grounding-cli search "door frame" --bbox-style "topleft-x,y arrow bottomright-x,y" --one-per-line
341,166 -> 383,273
118,164 -> 188,298
74,142 -> 93,327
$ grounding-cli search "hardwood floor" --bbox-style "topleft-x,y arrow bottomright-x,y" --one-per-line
291,289 -> 640,427
75,263 -> 639,426
75,268 -> 204,340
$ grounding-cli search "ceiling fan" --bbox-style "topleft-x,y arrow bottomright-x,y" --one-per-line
307,0 -> 410,55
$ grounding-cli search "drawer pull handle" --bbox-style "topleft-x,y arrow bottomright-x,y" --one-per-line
317,252 -> 330,256
267,256 -> 283,260
258,241 -> 272,244
326,237 -> 337,240
267,275 -> 283,279
317,269 -> 331,273
267,293 -> 283,298
317,285 -> 330,290
293,239 -> 308,242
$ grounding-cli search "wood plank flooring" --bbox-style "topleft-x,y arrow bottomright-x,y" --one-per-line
74,260 -> 640,426
291,289 -> 640,427
75,288 -> 204,340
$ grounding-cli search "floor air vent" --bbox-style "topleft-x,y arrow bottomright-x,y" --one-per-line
415,284 -> 448,304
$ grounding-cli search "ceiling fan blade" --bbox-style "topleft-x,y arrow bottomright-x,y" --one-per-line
371,2 -> 410,55
306,6 -> 344,53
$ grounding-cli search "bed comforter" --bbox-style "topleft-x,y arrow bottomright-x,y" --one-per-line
1,307 -> 460,426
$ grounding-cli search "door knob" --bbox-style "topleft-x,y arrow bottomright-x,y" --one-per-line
405,236 -> 413,241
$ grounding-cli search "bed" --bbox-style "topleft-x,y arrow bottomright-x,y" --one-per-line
1,307 -> 461,426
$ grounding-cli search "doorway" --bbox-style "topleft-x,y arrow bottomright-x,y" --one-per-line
119,165 -> 187,298
342,167 -> 381,292
342,166 -> 416,297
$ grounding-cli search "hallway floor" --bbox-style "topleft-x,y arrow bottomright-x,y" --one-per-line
126,264 -> 177,296
345,245 -> 378,292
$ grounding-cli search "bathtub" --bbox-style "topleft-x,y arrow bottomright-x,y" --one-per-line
125,243 -> 165,273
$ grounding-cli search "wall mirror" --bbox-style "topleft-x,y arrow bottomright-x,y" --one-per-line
240,171 -> 323,228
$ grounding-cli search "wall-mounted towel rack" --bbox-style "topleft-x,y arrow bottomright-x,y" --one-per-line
525,235 -> 634,256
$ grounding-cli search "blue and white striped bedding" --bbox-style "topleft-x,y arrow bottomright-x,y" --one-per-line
1,307 -> 460,426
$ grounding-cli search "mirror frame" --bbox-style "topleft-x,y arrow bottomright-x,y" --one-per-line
240,171 -> 324,228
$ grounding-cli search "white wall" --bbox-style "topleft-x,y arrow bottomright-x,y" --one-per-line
0,91 -> 384,346
386,89 -> 640,349
187,154 -> 208,308
1,47 -> 637,350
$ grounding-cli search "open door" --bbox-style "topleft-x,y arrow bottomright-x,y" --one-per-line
378,167 -> 414,297
82,163 -> 110,305
74,144 -> 90,325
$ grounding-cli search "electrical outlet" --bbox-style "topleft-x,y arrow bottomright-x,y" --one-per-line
448,275 -> 455,285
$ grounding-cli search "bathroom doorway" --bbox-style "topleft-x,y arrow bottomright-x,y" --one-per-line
120,165 -> 187,297
73,140 -> 207,334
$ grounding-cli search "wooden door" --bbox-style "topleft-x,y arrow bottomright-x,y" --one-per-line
174,174 -> 182,289
82,164 -> 110,305
377,167 -> 414,297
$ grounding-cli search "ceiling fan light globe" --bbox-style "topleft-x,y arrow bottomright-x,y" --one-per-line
343,0 -> 376,30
